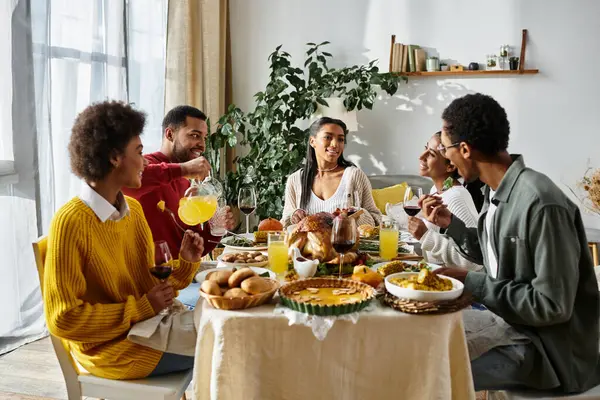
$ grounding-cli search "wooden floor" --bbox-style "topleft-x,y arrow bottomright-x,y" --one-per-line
0,337 -> 192,400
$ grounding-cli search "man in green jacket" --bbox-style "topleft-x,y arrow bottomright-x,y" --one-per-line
422,93 -> 599,393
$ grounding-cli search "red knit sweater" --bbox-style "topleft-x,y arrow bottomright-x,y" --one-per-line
123,151 -> 219,257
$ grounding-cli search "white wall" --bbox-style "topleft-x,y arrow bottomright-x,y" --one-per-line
230,0 -> 600,228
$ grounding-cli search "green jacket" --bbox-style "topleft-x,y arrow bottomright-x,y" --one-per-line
447,155 -> 599,393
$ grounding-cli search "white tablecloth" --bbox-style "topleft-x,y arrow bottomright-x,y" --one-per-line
192,297 -> 475,400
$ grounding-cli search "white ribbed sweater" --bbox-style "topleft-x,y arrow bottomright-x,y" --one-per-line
281,166 -> 382,227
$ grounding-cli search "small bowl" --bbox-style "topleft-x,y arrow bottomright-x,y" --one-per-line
290,248 -> 319,278
385,272 -> 463,302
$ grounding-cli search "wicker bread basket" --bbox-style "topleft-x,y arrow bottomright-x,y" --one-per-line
199,278 -> 280,310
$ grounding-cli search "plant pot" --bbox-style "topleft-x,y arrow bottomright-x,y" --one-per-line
440,65 -> 449,71
509,58 -> 519,71
311,97 -> 358,131
426,58 -> 440,72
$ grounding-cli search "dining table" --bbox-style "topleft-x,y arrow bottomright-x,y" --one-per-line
191,293 -> 475,400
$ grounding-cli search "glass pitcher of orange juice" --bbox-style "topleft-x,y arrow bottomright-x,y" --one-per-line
178,176 -> 219,228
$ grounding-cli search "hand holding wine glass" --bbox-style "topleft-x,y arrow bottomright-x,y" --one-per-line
403,186 -> 424,217
238,186 -> 257,235
331,213 -> 357,278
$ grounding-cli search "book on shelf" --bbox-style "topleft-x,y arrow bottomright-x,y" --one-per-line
414,48 -> 426,72
401,44 -> 409,72
391,43 -> 405,72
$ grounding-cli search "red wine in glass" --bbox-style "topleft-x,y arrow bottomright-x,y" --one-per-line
152,240 -> 173,315
403,206 -> 421,217
331,215 -> 357,278
240,206 -> 256,215
238,186 -> 257,235
150,265 -> 172,280
333,240 -> 355,253
403,186 -> 424,218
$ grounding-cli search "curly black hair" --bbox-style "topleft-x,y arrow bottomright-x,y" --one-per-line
69,101 -> 146,181
441,93 -> 510,156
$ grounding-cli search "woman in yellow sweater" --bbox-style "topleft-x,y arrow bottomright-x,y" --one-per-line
44,101 -> 203,379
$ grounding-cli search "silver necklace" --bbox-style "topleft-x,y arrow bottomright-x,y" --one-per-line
317,165 -> 338,172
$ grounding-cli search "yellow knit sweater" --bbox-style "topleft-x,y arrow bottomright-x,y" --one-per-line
44,196 -> 199,379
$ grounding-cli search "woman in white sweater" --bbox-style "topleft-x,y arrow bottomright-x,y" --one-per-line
407,131 -> 483,271
281,117 -> 381,228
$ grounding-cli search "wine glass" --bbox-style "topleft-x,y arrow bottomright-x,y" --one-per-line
403,186 -> 423,217
238,186 -> 257,236
331,214 -> 357,278
150,240 -> 173,315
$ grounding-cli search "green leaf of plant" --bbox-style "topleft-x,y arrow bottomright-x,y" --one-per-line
307,47 -> 316,56
319,41 -> 331,46
315,98 -> 329,106
322,51 -> 333,57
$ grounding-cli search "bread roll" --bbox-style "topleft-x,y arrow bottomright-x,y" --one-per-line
241,276 -> 272,295
228,267 -> 256,287
223,288 -> 249,298
201,280 -> 222,296
207,269 -> 233,286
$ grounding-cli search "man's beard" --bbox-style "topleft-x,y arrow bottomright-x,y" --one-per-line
172,140 -> 192,163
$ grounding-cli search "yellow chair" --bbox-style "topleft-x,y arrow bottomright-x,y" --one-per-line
33,236 -> 192,400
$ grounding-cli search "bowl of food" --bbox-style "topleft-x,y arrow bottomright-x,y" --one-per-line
198,267 -> 279,310
385,269 -> 463,302
217,251 -> 269,268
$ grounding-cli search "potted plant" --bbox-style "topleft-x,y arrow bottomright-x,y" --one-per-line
440,62 -> 449,71
206,42 -> 404,221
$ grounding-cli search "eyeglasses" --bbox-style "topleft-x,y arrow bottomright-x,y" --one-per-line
437,142 -> 460,157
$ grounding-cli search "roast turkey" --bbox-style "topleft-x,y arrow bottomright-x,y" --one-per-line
285,210 -> 361,263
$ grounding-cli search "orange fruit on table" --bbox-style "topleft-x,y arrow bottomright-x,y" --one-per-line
258,217 -> 283,232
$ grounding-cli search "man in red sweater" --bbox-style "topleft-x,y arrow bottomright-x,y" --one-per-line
124,105 -> 235,258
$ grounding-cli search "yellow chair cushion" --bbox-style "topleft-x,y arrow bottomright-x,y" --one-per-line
371,183 -> 408,214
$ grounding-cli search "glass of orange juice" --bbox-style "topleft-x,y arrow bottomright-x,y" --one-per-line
379,220 -> 399,260
268,232 -> 289,279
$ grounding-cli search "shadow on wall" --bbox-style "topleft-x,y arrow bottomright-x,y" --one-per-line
346,78 -> 472,176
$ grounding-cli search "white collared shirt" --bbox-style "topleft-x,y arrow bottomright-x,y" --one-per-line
485,189 -> 499,278
79,183 -> 130,222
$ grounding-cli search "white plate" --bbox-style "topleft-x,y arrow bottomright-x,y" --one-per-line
216,253 -> 269,268
220,235 -> 268,251
372,260 -> 441,273
385,272 -> 464,301
195,266 -> 276,282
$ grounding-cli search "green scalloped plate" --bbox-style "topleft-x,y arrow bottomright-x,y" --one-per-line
279,278 -> 376,316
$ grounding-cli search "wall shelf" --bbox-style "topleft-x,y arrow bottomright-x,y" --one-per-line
390,29 -> 539,78
393,69 -> 539,77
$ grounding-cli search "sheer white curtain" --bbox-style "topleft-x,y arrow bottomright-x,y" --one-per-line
33,0 -> 167,231
0,0 -> 46,356
0,0 -> 167,356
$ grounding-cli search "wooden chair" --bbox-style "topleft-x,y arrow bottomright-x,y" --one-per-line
33,236 -> 192,400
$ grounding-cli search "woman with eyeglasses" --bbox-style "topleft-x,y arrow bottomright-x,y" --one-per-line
407,131 -> 482,270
